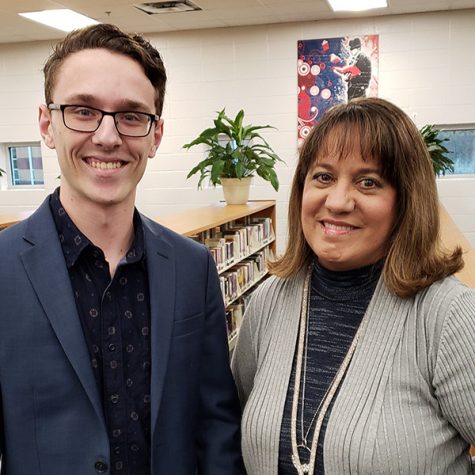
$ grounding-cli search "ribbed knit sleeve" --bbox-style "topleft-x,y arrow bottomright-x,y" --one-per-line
433,286 -> 475,445
231,291 -> 258,406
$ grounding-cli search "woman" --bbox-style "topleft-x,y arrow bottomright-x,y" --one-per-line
231,97 -> 475,474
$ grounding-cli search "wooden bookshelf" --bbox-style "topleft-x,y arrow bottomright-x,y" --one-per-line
156,200 -> 276,350
156,200 -> 276,249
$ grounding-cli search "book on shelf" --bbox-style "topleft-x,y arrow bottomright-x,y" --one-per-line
225,302 -> 243,337
220,247 -> 273,306
186,212 -> 275,340
198,217 -> 274,269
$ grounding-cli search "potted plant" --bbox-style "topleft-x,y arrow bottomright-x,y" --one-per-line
420,124 -> 454,176
183,108 -> 284,204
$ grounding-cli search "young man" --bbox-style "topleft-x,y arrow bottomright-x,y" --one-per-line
0,24 -> 243,474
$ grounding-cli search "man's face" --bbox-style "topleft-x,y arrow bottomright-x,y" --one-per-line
39,48 -> 163,210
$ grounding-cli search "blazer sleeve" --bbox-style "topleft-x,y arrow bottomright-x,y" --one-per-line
432,285 -> 475,444
196,252 -> 245,475
0,385 -> 3,462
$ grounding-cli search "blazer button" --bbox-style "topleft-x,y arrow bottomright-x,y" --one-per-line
94,461 -> 108,473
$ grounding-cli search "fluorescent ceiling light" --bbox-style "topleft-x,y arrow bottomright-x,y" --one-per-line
327,0 -> 387,12
18,9 -> 99,32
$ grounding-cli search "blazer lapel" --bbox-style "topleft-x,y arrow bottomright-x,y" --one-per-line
20,200 -> 104,424
142,218 -> 176,435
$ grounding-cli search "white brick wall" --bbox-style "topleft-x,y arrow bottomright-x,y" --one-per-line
0,10 -> 474,251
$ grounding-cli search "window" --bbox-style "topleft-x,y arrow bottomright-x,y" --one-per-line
435,125 -> 475,175
7,142 -> 44,186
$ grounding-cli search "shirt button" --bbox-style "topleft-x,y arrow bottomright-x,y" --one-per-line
108,343 -> 116,352
130,443 -> 139,452
110,394 -> 119,404
114,446 -> 121,455
94,461 -> 108,473
130,411 -> 139,421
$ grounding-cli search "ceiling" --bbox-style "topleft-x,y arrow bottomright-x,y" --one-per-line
1,0 -> 475,44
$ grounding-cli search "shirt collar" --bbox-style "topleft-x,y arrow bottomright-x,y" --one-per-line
49,187 -> 145,268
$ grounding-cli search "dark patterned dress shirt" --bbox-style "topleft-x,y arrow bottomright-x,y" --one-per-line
50,189 -> 151,475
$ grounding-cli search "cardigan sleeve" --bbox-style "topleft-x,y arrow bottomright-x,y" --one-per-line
432,285 -> 475,444
231,292 -> 259,407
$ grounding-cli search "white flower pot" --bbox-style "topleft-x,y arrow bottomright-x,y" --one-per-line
220,177 -> 252,205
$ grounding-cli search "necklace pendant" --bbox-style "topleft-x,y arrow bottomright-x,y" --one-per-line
292,455 -> 311,474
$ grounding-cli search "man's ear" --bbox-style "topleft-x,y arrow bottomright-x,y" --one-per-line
38,104 -> 56,150
148,118 -> 164,158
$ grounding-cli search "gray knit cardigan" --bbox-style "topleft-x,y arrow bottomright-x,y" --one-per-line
231,270 -> 475,474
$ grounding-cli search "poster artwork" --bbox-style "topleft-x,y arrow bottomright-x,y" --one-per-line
297,35 -> 379,145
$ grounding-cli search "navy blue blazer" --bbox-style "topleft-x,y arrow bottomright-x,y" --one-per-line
0,197 -> 243,474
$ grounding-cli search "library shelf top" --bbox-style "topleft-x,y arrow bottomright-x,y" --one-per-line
155,200 -> 275,237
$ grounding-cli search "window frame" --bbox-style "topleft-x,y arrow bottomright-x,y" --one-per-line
434,123 -> 475,178
3,141 -> 45,188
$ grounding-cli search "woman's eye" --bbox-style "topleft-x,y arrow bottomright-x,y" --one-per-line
314,173 -> 332,184
359,178 -> 380,189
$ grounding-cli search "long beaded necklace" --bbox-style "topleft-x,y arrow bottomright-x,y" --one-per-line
290,264 -> 368,475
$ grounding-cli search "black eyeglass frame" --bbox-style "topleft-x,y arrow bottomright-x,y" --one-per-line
47,103 -> 160,138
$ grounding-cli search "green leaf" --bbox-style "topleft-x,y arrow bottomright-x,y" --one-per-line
182,108 -> 285,188
234,110 -> 245,142
419,124 -> 454,177
210,160 -> 225,185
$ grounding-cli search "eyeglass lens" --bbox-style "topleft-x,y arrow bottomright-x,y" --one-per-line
63,106 -> 152,137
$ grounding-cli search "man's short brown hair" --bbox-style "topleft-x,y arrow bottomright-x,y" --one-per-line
43,23 -> 167,116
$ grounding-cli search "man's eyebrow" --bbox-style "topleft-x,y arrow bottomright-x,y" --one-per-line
117,99 -> 153,112
61,95 -> 153,113
62,93 -> 96,104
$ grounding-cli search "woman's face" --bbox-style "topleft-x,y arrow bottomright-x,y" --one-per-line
301,139 -> 397,271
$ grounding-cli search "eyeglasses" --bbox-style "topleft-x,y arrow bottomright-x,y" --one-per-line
48,104 -> 159,137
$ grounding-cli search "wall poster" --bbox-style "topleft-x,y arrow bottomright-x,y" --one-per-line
297,35 -> 379,145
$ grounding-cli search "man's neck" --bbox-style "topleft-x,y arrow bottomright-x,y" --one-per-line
58,188 -> 136,277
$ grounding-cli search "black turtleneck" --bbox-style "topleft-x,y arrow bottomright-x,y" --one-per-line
279,259 -> 383,474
